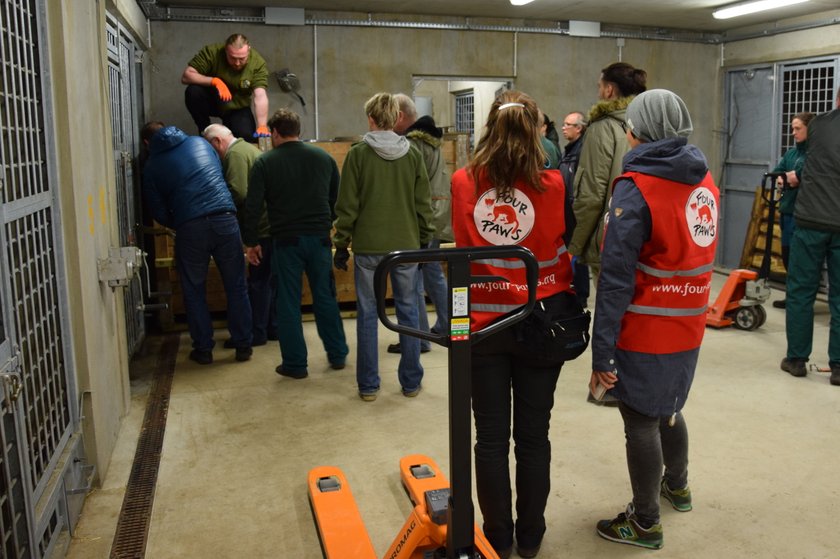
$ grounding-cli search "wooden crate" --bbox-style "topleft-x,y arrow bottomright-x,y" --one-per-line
738,185 -> 786,280
155,242 -> 381,330
151,136 -> 467,330
313,132 -> 470,177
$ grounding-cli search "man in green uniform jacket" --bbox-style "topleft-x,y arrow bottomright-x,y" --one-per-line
182,33 -> 269,141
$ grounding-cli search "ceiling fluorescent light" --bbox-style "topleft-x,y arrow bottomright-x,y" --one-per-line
713,0 -> 809,20
510,0 -> 536,6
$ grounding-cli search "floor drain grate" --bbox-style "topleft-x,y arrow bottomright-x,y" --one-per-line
110,334 -> 179,558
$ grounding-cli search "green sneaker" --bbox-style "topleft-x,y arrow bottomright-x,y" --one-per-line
661,479 -> 692,512
596,504 -> 663,549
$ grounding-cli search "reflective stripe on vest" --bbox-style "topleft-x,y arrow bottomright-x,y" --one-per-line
626,303 -> 708,317
635,261 -> 715,278
471,302 -> 522,313
475,245 -> 567,269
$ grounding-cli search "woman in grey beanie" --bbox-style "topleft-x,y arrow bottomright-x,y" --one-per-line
590,89 -> 720,549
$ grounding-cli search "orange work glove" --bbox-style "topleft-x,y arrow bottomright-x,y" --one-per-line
210,77 -> 232,102
255,125 -> 270,137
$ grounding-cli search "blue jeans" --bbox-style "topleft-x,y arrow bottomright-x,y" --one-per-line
418,239 -> 450,344
354,254 -> 423,394
249,238 -> 278,344
471,328 -> 562,552
175,213 -> 252,351
272,236 -> 348,371
618,402 -> 689,528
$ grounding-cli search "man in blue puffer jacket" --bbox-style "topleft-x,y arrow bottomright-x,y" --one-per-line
142,122 -> 252,364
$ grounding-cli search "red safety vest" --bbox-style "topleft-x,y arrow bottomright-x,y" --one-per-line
451,168 -> 574,331
615,171 -> 719,354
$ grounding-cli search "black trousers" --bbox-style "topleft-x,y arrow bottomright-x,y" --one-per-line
184,84 -> 256,141
471,328 -> 562,552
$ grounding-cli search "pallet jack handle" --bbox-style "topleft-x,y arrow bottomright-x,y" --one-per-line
759,172 -> 787,280
374,245 -> 539,346
375,245 -> 538,559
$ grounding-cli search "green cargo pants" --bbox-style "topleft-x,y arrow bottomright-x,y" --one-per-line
785,226 -> 840,365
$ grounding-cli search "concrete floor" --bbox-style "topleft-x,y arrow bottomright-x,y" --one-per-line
66,273 -> 839,558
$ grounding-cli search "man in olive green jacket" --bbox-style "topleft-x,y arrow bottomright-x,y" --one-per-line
569,96 -> 633,275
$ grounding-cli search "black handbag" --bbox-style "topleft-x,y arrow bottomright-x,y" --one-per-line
515,290 -> 591,363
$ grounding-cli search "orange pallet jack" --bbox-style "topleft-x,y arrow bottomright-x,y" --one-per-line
308,245 -> 538,559
707,172 -> 786,330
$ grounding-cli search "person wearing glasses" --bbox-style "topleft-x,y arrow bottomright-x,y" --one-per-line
560,112 -> 591,309
559,111 -> 587,177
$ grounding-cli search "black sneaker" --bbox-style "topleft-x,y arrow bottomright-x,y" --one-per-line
387,342 -> 431,354
780,357 -> 807,377
276,365 -> 308,379
189,349 -> 213,365
772,299 -> 786,309
830,363 -> 840,386
235,347 -> 253,362
517,543 -> 541,558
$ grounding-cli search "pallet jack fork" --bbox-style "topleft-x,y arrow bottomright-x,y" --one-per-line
308,246 -> 539,559
707,172 -> 786,331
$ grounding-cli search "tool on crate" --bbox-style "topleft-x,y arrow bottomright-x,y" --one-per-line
706,172 -> 787,330
308,245 -> 538,559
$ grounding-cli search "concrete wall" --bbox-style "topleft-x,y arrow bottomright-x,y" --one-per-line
147,20 -> 722,174
45,0 -> 134,481
722,9 -> 840,67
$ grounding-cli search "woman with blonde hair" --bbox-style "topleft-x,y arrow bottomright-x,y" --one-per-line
333,92 -> 434,401
451,90 -> 577,559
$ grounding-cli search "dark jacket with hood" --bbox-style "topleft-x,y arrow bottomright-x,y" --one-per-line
593,137 -> 711,417
406,116 -> 452,242
142,126 -> 235,229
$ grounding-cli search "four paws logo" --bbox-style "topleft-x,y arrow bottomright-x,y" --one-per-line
685,187 -> 718,247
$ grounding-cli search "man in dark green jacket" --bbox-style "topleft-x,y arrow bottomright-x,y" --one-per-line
771,112 -> 813,309
243,109 -> 348,378
781,89 -> 840,386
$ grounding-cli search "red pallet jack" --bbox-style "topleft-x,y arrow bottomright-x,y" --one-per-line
308,245 -> 539,559
707,172 -> 787,330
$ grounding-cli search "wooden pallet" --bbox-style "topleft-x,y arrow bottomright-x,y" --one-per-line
738,185 -> 786,280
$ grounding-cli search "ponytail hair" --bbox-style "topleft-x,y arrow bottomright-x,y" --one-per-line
601,62 -> 647,97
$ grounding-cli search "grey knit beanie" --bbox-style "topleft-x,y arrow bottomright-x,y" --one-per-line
625,89 -> 693,142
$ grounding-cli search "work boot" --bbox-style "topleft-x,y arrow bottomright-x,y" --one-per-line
780,357 -> 807,377
772,299 -> 786,309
